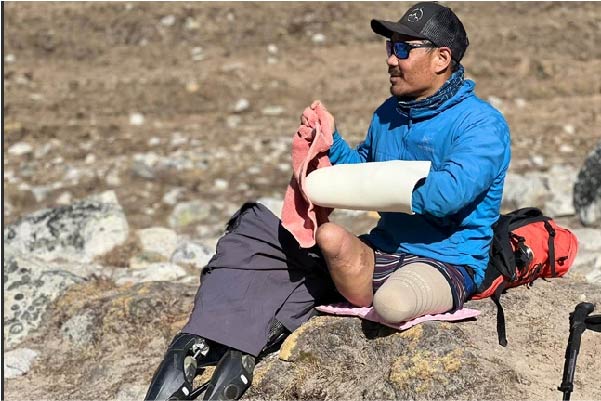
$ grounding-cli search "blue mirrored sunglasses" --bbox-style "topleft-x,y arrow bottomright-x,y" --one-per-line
386,40 -> 437,59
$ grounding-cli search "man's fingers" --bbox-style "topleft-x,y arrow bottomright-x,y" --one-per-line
301,115 -> 309,125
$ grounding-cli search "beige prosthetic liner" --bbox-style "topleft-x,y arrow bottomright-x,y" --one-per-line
372,263 -> 453,323
305,160 -> 431,213
306,160 -> 454,323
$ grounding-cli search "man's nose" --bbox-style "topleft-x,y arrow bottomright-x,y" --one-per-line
386,53 -> 399,67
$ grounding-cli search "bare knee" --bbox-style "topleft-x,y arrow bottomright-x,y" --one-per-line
315,222 -> 346,256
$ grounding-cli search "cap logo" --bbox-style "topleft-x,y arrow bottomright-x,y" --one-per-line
407,8 -> 424,22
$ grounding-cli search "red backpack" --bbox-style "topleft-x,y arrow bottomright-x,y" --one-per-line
471,207 -> 579,346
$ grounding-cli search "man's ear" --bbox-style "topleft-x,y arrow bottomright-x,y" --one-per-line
433,47 -> 452,73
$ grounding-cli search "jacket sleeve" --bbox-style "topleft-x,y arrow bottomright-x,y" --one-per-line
411,114 -> 510,217
328,116 -> 376,165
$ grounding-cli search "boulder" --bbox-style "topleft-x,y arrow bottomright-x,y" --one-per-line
573,142 -> 601,227
3,251 -> 103,348
3,194 -> 129,263
502,166 -> 578,216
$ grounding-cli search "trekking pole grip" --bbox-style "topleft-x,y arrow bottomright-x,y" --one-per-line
558,302 -> 595,401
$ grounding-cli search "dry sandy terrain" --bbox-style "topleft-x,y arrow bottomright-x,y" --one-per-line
4,2 -> 600,232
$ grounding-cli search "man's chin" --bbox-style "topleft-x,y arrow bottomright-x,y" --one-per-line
390,85 -> 407,97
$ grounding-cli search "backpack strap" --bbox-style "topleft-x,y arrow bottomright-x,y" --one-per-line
491,283 -> 508,347
544,220 -> 557,277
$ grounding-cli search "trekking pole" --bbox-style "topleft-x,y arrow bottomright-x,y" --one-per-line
557,302 -> 595,401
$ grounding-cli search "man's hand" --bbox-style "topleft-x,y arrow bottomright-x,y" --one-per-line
300,100 -> 335,132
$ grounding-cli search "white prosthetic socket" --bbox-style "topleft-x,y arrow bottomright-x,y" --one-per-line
305,160 -> 431,213
372,263 -> 454,323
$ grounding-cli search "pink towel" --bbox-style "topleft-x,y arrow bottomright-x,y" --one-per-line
281,101 -> 335,248
316,302 -> 480,331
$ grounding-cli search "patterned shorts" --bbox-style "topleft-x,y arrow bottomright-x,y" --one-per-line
371,249 -> 475,312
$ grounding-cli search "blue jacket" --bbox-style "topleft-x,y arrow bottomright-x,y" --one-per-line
328,80 -> 511,286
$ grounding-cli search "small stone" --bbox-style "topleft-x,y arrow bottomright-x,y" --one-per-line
515,98 -> 527,109
226,115 -> 242,129
170,241 -> 214,269
185,17 -> 200,30
129,112 -> 145,126
559,144 -> 574,153
226,12 -> 235,22
114,262 -> 188,285
563,124 -> 576,135
85,153 -> 96,164
56,191 -> 73,205
169,201 -> 211,228
5,54 -> 16,63
267,44 -> 279,55
277,163 -> 291,172
105,168 -> 121,186
311,33 -> 326,44
29,93 -> 44,101
148,137 -> 161,146
4,348 -> 39,378
267,57 -> 278,65
170,133 -> 188,147
262,106 -> 284,116
191,47 -> 204,61
160,15 -> 176,27
163,188 -> 184,205
8,142 -> 33,156
185,81 -> 199,93
233,98 -> 250,113
257,197 -> 284,218
488,96 -> 504,111
31,186 -> 50,202
214,178 -> 229,190
529,155 -> 545,167
136,227 -> 178,259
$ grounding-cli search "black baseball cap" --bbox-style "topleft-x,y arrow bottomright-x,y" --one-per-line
371,2 -> 469,62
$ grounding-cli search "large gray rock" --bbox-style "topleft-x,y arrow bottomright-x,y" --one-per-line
573,142 -> 601,227
3,194 -> 129,263
3,252 -> 93,348
569,228 -> 601,284
503,165 -> 578,216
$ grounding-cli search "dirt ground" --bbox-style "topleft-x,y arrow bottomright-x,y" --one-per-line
3,2 -> 600,232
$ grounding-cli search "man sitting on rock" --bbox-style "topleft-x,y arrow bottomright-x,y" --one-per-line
145,2 -> 511,400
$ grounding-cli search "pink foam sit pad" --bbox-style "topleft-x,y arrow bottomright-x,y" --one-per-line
315,303 -> 480,331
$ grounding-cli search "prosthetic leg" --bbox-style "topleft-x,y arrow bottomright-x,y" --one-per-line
144,320 -> 290,401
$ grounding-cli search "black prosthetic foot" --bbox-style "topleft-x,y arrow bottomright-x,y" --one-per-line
202,349 -> 255,401
144,333 -> 227,401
